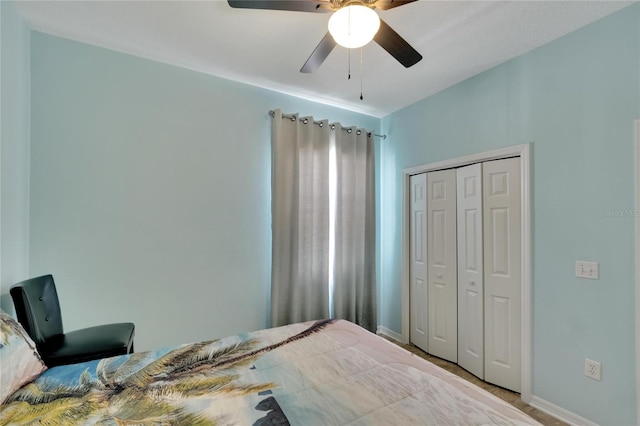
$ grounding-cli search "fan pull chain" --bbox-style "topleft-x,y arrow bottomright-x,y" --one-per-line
347,5 -> 352,80
360,47 -> 364,101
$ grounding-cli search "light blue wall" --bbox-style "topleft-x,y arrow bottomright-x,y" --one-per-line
29,32 -> 379,351
0,1 -> 31,315
379,5 -> 639,425
10,3 -> 640,423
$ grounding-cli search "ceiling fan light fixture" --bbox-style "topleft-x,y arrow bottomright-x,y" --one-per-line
328,5 -> 380,49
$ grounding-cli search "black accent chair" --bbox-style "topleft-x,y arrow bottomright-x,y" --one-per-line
10,274 -> 135,367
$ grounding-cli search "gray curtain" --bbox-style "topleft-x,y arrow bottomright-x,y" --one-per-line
271,110 -> 331,327
270,109 -> 376,332
332,123 -> 376,332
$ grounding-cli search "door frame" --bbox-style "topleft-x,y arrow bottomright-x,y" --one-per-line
401,143 -> 532,403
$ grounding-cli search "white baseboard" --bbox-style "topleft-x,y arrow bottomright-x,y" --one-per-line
376,325 -> 403,342
529,395 -> 598,426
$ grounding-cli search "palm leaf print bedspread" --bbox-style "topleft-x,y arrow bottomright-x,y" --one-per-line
1,319 -> 540,425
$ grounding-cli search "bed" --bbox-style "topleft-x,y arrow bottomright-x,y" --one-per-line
1,315 -> 541,425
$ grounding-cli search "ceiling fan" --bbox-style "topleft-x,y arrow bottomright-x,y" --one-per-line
227,0 -> 423,73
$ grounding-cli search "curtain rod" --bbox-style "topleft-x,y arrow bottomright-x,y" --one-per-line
268,110 -> 386,140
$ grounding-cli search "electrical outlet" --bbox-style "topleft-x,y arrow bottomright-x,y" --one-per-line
584,358 -> 601,381
576,261 -> 599,279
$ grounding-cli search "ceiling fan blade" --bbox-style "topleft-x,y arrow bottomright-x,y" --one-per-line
300,32 -> 336,73
374,0 -> 417,10
227,0 -> 330,13
373,18 -> 422,68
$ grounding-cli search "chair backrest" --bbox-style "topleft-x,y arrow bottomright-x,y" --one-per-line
10,275 -> 64,347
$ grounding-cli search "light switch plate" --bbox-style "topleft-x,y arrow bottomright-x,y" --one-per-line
576,261 -> 599,279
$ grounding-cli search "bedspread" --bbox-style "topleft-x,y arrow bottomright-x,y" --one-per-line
1,319 -> 540,425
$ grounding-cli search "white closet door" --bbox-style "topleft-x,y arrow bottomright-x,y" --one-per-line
483,157 -> 521,392
456,164 -> 484,379
427,169 -> 457,362
410,173 -> 429,352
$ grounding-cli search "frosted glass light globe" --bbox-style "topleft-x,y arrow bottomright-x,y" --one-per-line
328,5 -> 380,49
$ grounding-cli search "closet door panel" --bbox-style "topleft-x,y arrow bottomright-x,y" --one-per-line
427,169 -> 457,363
483,157 -> 521,393
456,163 -> 484,379
410,173 -> 429,352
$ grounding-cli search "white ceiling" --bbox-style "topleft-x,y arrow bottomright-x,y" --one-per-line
15,0 -> 634,117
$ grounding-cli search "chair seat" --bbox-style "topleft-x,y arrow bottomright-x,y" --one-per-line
42,322 -> 135,367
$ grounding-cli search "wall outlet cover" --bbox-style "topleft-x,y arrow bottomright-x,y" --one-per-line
584,358 -> 601,381
576,261 -> 599,280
